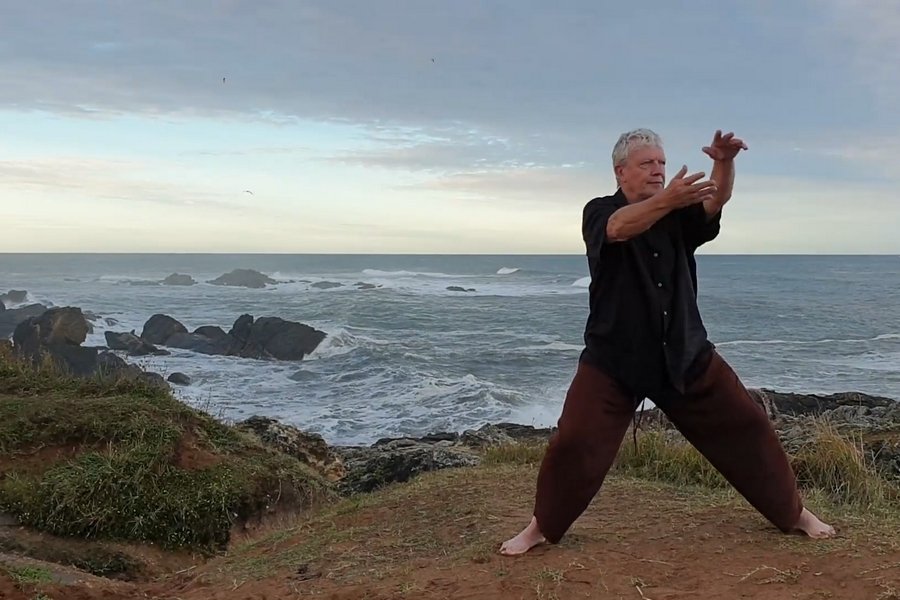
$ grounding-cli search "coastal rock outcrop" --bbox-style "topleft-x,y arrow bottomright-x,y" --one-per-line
162,273 -> 197,286
208,269 -> 277,289
0,290 -> 28,306
139,313 -> 326,360
0,303 -> 49,339
237,416 -> 346,482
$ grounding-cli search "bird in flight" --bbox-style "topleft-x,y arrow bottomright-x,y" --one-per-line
243,190 -> 254,195
223,77 -> 226,83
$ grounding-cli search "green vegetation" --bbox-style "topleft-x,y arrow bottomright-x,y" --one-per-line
0,344 -> 332,551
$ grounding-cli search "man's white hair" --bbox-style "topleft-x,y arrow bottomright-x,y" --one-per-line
612,128 -> 663,167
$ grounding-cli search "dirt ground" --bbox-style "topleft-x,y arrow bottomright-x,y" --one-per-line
5,466 -> 900,600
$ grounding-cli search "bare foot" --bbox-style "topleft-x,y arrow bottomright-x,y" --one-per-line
499,516 -> 546,556
792,507 -> 836,539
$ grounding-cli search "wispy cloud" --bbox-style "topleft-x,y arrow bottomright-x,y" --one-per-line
0,157 -> 246,210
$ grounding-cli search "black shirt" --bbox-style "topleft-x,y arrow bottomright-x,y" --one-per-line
579,188 -> 720,398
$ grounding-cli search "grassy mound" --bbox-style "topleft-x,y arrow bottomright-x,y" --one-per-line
0,344 -> 332,551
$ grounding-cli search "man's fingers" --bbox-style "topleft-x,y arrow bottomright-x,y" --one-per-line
681,171 -> 706,185
690,180 -> 717,193
673,165 -> 688,179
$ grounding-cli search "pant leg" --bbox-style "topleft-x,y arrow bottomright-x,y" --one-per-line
533,360 -> 635,543
656,351 -> 803,532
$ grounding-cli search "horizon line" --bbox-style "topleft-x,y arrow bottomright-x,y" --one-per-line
1,252 -> 898,257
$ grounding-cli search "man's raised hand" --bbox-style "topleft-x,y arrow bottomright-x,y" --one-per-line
663,165 -> 718,208
702,130 -> 748,162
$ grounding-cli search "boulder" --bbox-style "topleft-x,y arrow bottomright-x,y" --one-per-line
0,290 -> 28,306
105,331 -> 167,356
98,352 -> 168,387
238,316 -> 326,360
13,307 -> 89,350
0,303 -> 49,339
140,314 -> 188,345
166,331 -> 237,355
167,372 -> 192,386
208,269 -> 277,289
162,273 -> 197,286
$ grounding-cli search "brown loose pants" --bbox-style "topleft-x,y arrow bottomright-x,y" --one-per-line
533,352 -> 803,543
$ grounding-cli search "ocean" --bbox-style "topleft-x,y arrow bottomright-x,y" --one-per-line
2,254 -> 898,445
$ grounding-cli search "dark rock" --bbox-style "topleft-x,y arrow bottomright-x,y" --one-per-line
238,317 -> 326,360
193,325 -> 232,342
0,290 -> 27,306
208,269 -> 277,289
354,282 -> 380,290
0,303 -> 49,339
336,440 -> 479,494
140,314 -> 188,345
446,286 -> 476,293
105,331 -> 162,356
310,281 -> 343,290
229,314 -> 254,345
752,389 -> 894,417
10,306 -> 95,377
162,273 -> 197,286
95,351 -> 168,388
166,331 -> 237,355
47,344 -> 102,376
13,307 -> 90,351
167,372 -> 191,385
237,416 -> 346,482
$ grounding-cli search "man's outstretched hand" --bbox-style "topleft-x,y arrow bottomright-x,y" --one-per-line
663,165 -> 718,208
702,130 -> 748,162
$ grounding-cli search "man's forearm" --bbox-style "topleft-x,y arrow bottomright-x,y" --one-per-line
704,159 -> 734,218
606,192 -> 673,242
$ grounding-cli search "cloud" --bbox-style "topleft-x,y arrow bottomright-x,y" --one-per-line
0,156 -> 248,210
327,124 -> 565,174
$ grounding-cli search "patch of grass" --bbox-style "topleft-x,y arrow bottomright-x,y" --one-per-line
0,534 -> 144,580
0,347 -> 333,551
792,419 -> 898,509
614,429 -> 728,488
1,564 -> 53,585
481,442 -> 547,466
610,422 -> 900,515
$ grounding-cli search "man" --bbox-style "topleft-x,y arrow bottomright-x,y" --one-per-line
499,129 -> 835,556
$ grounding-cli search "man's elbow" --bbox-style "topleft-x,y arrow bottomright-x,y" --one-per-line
605,219 -> 628,243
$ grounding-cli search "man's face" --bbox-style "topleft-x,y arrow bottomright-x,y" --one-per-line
615,145 -> 666,201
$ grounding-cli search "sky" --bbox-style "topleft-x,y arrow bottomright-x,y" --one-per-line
1,1 -> 898,254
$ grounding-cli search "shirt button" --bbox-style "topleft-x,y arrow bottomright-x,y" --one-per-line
653,252 -> 659,258
657,282 -> 663,288
663,310 -> 668,316
662,341 -> 667,346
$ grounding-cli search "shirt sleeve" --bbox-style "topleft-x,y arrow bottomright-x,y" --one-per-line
680,203 -> 721,249
582,197 -> 620,254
